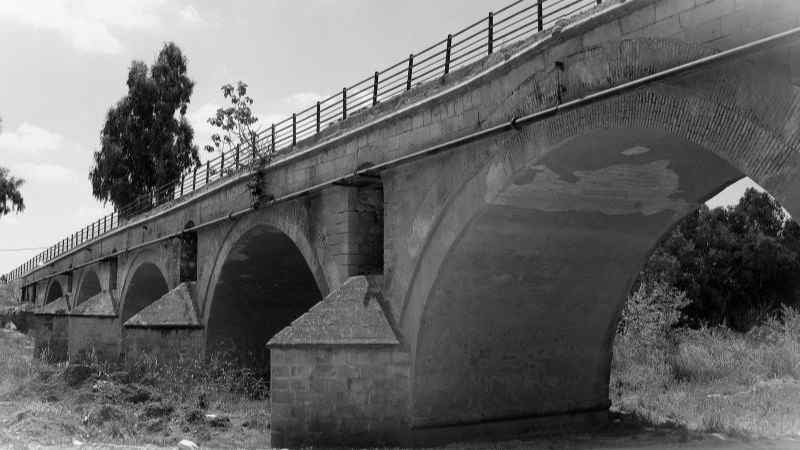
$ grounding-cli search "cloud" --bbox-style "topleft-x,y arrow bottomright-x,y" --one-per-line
10,162 -> 77,184
178,5 -> 204,25
0,123 -> 64,155
0,0 -> 165,54
283,92 -> 323,110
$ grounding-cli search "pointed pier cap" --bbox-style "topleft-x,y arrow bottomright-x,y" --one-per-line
36,296 -> 69,316
268,275 -> 399,347
72,291 -> 117,317
123,282 -> 201,328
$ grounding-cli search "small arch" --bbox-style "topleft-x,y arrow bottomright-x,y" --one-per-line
205,224 -> 324,370
121,262 -> 169,323
75,270 -> 102,306
44,279 -> 63,304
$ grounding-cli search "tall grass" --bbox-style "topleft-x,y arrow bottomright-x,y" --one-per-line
612,284 -> 800,437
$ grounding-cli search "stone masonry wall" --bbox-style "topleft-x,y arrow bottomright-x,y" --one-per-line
270,346 -> 410,447
121,327 -> 203,360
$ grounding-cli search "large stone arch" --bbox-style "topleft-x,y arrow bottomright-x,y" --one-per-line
203,206 -> 328,369
74,269 -> 102,307
399,53 -> 800,428
118,250 -> 172,323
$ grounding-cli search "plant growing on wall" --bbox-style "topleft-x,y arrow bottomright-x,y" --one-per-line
206,81 -> 272,208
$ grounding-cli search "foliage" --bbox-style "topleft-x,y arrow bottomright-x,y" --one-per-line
205,81 -> 262,159
618,281 -> 689,347
612,286 -> 800,437
89,42 -> 199,214
205,81 -> 271,208
640,188 -> 800,331
0,166 -> 24,217
0,118 -> 24,217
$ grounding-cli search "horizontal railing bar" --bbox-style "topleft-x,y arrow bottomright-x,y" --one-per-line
493,10 -> 538,36
493,2 -> 537,27
10,0 -> 618,282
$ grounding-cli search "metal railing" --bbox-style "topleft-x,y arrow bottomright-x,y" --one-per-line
4,0 -> 601,283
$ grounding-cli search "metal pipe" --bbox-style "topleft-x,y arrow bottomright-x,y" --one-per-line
14,25 -> 800,283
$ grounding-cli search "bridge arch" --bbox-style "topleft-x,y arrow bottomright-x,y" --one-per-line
401,69 -> 800,427
204,209 -> 327,369
44,278 -> 63,304
75,269 -> 101,306
119,251 -> 171,323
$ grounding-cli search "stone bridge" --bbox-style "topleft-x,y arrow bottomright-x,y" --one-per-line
9,0 -> 800,445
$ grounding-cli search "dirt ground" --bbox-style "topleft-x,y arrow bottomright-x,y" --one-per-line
1,327 -> 799,449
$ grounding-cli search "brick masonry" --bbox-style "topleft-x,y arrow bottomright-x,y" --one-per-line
269,346 -> 410,447
10,0 -> 800,445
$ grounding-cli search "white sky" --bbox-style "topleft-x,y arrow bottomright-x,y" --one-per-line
0,0 -> 755,275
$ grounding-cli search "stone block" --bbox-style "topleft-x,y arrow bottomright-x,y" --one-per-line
620,5 -> 656,33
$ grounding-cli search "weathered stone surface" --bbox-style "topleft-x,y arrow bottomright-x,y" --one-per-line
71,291 -> 116,317
36,296 -> 69,316
123,282 -> 200,328
268,275 -> 398,347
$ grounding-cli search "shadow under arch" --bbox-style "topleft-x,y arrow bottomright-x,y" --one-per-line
75,270 -> 101,306
120,262 -> 170,323
44,279 -> 63,304
401,120 -> 800,428
205,222 -> 325,370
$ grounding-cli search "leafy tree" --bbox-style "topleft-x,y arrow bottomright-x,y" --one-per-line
89,42 -> 199,213
640,188 -> 800,331
205,81 -> 270,207
205,81 -> 263,160
0,166 -> 24,217
0,118 -> 24,217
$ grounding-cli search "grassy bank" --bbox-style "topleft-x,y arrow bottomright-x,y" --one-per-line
611,283 -> 800,438
0,330 -> 271,448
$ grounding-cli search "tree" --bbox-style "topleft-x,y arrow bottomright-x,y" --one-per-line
89,42 -> 199,213
205,81 -> 269,207
0,118 -> 24,217
640,188 -> 800,330
205,81 -> 263,164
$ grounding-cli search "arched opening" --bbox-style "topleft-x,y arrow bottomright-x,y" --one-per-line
45,280 -> 63,304
408,128 -> 757,427
75,270 -> 101,306
121,263 -> 169,323
180,221 -> 198,282
609,177 -> 800,430
206,225 -> 323,371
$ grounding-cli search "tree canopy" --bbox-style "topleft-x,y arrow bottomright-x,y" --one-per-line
640,187 -> 800,331
0,118 -> 24,217
89,42 -> 199,213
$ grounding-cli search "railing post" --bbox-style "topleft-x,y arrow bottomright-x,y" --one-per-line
180,174 -> 185,196
235,146 -> 240,169
537,0 -> 543,31
316,101 -> 321,133
220,150 -> 225,175
406,53 -> 414,91
342,87 -> 347,120
292,113 -> 297,146
372,71 -> 379,106
206,160 -> 210,184
103,215 -> 108,233
192,165 -> 197,191
271,123 -> 276,152
488,12 -> 494,54
444,34 -> 452,75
